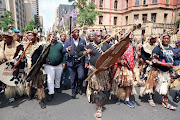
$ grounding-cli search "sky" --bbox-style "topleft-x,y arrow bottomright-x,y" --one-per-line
39,0 -> 73,33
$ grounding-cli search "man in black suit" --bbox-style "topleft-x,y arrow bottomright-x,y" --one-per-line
63,28 -> 88,99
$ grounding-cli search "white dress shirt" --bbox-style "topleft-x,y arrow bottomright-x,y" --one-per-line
73,37 -> 79,46
66,37 -> 80,52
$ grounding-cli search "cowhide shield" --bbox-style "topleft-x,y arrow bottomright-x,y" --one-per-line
25,44 -> 50,82
170,66 -> 180,88
95,32 -> 131,74
0,59 -> 23,86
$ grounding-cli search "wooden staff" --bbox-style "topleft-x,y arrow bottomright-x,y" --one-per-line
69,16 -> 72,57
77,29 -> 122,60
13,41 -> 32,69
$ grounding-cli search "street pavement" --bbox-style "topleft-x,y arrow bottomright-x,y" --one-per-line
0,85 -> 180,120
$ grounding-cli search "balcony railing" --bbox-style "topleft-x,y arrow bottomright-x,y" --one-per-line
153,23 -> 176,29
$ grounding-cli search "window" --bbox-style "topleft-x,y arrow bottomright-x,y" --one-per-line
151,13 -> 156,22
142,29 -> 145,36
91,0 -> 95,3
17,14 -> 19,19
126,16 -> 128,25
134,14 -> 139,22
143,0 -> 148,5
142,14 -> 147,23
126,0 -> 128,8
17,20 -> 19,26
99,0 -> 103,7
122,29 -> 126,34
114,17 -> 117,25
99,16 -> 103,24
135,0 -> 139,6
164,13 -> 168,23
114,0 -> 118,9
152,0 -> 157,3
166,0 -> 169,4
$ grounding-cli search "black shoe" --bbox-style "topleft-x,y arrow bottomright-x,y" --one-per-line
0,87 -> 5,94
39,101 -> 46,109
78,88 -> 82,95
173,91 -> 180,103
63,85 -> 69,90
28,94 -> 34,101
72,93 -> 76,99
55,88 -> 62,93
47,94 -> 54,102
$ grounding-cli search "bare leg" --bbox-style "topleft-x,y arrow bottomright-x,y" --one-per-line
97,106 -> 102,111
162,94 -> 176,110
96,106 -> 103,118
148,94 -> 156,107
125,86 -> 131,98
124,86 -> 135,108
37,82 -> 46,109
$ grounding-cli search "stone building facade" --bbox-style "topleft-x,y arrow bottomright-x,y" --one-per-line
5,0 -> 26,31
88,0 -> 180,41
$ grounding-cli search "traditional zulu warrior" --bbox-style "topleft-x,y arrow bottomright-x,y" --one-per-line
140,35 -> 157,67
139,35 -> 157,106
13,32 -> 22,43
0,32 -> 25,102
112,40 -> 135,108
22,30 -> 46,109
83,31 -> 111,118
141,34 -> 176,110
104,34 -> 113,46
87,31 -> 95,44
133,39 -> 143,88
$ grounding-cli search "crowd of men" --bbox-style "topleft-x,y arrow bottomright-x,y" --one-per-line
0,27 -> 179,118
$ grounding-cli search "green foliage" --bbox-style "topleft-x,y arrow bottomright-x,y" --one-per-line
0,11 -> 15,31
69,0 -> 102,27
23,20 -> 37,32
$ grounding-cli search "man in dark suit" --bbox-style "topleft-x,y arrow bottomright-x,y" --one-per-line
63,27 -> 88,99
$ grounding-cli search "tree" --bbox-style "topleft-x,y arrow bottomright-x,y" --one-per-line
23,20 -> 37,32
0,11 -> 15,31
68,0 -> 101,27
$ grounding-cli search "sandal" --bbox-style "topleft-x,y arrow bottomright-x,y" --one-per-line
148,99 -> 156,107
8,98 -> 15,103
96,110 -> 102,118
162,102 -> 176,110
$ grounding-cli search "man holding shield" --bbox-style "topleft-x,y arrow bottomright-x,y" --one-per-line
82,31 -> 111,118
